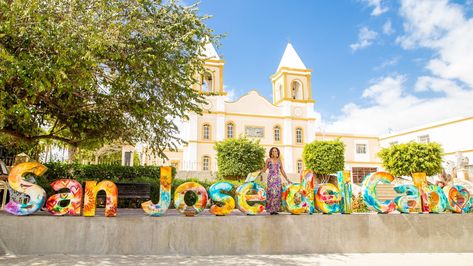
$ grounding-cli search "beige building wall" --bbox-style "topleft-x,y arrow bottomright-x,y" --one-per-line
187,98 -> 314,174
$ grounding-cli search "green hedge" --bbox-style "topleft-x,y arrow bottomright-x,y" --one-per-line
43,162 -> 176,182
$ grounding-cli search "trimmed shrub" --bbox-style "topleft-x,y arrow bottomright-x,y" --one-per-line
214,137 -> 265,180
378,142 -> 443,177
303,140 -> 345,183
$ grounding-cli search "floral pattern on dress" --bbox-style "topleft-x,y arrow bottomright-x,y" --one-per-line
266,160 -> 282,213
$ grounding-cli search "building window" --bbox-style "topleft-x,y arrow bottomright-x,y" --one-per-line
356,144 -> 367,154
418,134 -> 430,143
202,156 -> 210,171
274,125 -> 281,142
226,122 -> 234,139
296,128 -> 303,144
291,80 -> 303,100
202,124 -> 211,140
297,160 -> 303,174
352,167 -> 377,184
201,73 -> 213,92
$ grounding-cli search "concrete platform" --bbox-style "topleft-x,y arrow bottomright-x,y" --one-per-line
1,209 -> 473,255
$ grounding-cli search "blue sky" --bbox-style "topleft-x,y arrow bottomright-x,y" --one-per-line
196,0 -> 473,135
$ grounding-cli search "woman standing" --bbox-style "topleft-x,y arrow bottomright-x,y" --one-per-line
260,147 -> 292,215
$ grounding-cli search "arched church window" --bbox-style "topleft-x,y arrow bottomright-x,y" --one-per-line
274,125 -> 281,142
297,159 -> 303,174
291,80 -> 303,100
202,73 -> 213,92
296,127 -> 303,144
202,124 -> 211,140
226,122 -> 235,138
202,156 -> 210,171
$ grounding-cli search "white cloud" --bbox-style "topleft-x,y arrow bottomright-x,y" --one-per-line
414,76 -> 464,96
326,0 -> 473,135
326,75 -> 473,134
395,0 -> 473,87
383,19 -> 395,35
362,0 -> 389,16
397,0 -> 465,49
362,76 -> 406,105
350,27 -> 378,51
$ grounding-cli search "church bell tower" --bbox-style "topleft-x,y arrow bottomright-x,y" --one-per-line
270,43 -> 313,105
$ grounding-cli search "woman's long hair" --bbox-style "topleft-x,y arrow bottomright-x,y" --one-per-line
269,147 -> 280,158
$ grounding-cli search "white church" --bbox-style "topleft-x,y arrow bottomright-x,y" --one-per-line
141,43 -> 318,175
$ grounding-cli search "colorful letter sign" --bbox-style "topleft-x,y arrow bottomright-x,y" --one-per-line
5,162 -> 473,218
337,170 -> 353,214
361,172 -> 396,213
393,184 -> 422,213
282,183 -> 309,215
83,180 -> 118,217
315,183 -> 341,214
443,185 -> 472,213
209,182 -> 235,216
236,182 -> 266,215
4,162 -> 47,216
46,179 -> 83,216
174,182 -> 208,215
142,166 -> 172,216
300,170 -> 316,214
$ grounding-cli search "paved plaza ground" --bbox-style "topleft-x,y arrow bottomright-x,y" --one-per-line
1,253 -> 473,265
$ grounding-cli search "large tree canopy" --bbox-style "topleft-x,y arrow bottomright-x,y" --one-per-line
0,0 -> 215,157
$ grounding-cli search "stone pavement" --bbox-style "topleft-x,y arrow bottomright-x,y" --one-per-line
1,253 -> 473,265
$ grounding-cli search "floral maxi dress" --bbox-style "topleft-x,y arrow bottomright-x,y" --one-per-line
266,160 -> 282,213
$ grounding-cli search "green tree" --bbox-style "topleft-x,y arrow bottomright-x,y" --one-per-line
302,140 -> 345,183
0,134 -> 43,160
378,142 -> 443,177
214,137 -> 265,180
0,0 -> 217,159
